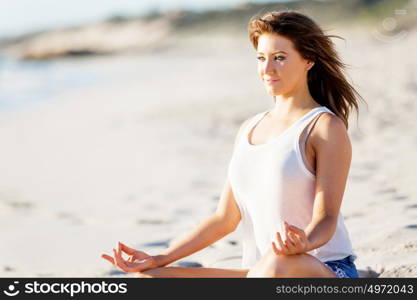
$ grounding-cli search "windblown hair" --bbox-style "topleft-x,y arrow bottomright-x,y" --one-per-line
248,10 -> 366,129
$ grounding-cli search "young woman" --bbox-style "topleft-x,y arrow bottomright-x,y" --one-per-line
101,10 -> 365,278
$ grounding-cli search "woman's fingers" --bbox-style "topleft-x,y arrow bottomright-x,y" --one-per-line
283,221 -> 290,238
284,221 -> 297,240
117,243 -> 135,264
287,225 -> 308,244
117,242 -> 129,261
293,233 -> 306,250
276,232 -> 288,254
277,221 -> 309,255
118,241 -> 135,256
113,248 -> 128,272
287,224 -> 306,238
283,234 -> 297,253
272,241 -> 283,255
119,241 -> 150,262
286,224 -> 309,253
115,248 -> 150,273
101,254 -> 115,265
286,232 -> 298,248
284,223 -> 297,245
295,231 -> 308,249
282,221 -> 296,247
102,248 -> 145,273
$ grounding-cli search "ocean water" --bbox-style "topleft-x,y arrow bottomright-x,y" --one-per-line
0,0 -> 289,113
0,55 -> 108,112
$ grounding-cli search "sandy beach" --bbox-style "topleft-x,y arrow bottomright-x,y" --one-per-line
1,6 -> 417,277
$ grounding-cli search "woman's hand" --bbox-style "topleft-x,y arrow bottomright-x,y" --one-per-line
101,242 -> 159,273
271,221 -> 310,256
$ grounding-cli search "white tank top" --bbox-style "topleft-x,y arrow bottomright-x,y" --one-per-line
227,106 -> 357,268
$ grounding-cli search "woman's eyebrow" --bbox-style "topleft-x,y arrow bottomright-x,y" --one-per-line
257,51 -> 288,54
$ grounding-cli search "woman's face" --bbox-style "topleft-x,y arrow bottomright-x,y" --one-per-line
256,33 -> 312,96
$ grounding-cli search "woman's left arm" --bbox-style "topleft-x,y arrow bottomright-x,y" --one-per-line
304,113 -> 352,251
272,113 -> 352,255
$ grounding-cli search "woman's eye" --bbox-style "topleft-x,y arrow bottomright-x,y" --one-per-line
256,56 -> 285,61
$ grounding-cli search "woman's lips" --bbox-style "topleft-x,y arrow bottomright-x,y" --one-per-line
265,79 -> 280,84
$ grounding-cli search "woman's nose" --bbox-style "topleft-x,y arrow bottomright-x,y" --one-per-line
264,59 -> 275,74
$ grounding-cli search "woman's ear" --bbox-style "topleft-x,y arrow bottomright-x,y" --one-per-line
307,61 -> 315,70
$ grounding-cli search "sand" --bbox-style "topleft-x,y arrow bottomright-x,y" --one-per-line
0,25 -> 416,278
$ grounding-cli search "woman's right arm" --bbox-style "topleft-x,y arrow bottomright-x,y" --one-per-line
154,118 -> 251,268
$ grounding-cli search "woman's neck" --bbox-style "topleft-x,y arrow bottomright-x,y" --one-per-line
269,85 -> 319,119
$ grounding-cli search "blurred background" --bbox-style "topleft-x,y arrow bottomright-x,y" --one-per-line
1,0 -> 416,277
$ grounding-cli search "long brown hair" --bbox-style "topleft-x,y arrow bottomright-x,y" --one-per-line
248,10 -> 366,129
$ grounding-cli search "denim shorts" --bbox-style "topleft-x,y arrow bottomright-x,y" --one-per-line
324,255 -> 359,278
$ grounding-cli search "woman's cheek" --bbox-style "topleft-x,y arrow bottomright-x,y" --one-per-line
257,66 -> 264,78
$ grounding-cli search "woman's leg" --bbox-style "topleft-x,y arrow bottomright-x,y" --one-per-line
136,267 -> 249,278
136,248 -> 336,278
247,248 -> 336,278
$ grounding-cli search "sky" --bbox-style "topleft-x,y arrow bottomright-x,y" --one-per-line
0,0 -> 287,38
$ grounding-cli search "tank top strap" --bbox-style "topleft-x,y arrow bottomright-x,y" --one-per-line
248,110 -> 269,129
295,106 -> 335,137
242,110 -> 269,141
242,107 -> 335,146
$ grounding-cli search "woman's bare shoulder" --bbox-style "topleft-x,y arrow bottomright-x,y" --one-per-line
310,112 -> 350,151
237,111 -> 264,134
240,116 -> 252,129
314,112 -> 347,135
232,113 -> 259,148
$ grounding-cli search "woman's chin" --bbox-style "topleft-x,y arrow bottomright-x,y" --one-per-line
266,87 -> 282,95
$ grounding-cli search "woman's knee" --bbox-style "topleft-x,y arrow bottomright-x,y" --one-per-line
247,250 -> 307,278
247,250 -> 285,277
264,254 -> 295,277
